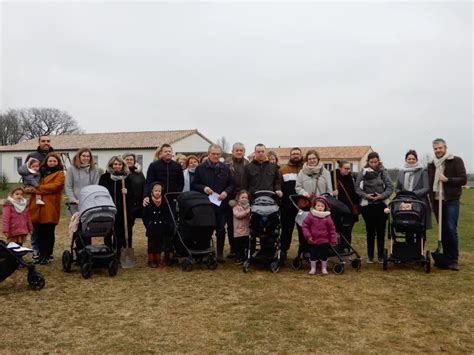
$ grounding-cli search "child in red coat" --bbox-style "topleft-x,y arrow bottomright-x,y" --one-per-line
302,196 -> 336,275
2,186 -> 33,245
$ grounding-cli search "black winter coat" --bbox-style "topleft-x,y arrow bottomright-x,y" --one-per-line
144,159 -> 184,197
99,172 -> 132,226
243,160 -> 281,197
142,200 -> 172,238
127,165 -> 146,218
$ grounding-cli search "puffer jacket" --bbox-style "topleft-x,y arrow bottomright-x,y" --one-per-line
2,201 -> 33,237
232,204 -> 251,237
144,159 -> 184,197
302,210 -> 337,245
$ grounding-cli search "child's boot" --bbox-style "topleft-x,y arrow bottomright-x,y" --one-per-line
321,260 -> 328,275
153,252 -> 162,268
147,252 -> 154,267
308,260 -> 317,275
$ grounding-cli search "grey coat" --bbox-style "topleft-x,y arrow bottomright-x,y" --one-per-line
295,168 -> 333,196
355,166 -> 394,206
17,163 -> 41,187
65,165 -> 100,203
395,168 -> 432,229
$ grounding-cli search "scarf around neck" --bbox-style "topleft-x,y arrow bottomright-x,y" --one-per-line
403,162 -> 423,192
7,196 -> 27,213
238,199 -> 250,209
433,152 -> 454,197
310,209 -> 330,218
303,162 -> 323,177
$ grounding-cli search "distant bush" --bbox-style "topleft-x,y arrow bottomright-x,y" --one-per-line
0,172 -> 8,191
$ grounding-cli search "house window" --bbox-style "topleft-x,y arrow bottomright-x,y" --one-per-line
93,155 -> 99,165
136,155 -> 143,167
324,163 -> 333,171
14,157 -> 22,170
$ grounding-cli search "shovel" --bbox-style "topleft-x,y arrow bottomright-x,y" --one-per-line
120,178 -> 135,268
431,181 -> 448,268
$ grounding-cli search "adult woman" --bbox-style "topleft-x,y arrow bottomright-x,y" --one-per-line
332,160 -> 360,249
395,150 -> 431,242
295,150 -> 333,198
176,154 -> 188,170
65,148 -> 100,214
267,151 -> 280,167
355,152 -> 394,263
99,156 -> 131,258
183,155 -> 199,192
27,152 -> 65,264
122,153 -> 146,248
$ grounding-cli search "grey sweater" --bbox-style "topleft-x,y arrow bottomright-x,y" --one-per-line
65,165 -> 100,202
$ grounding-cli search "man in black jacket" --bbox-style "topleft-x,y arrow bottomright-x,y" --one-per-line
192,144 -> 234,262
143,144 -> 184,263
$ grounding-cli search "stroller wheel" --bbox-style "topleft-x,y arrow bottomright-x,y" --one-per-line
81,262 -> 93,279
424,251 -> 431,274
270,260 -> 280,273
28,271 -> 45,291
383,249 -> 389,271
62,250 -> 72,273
243,260 -> 250,273
207,258 -> 218,270
351,258 -> 362,271
333,263 -> 345,275
181,258 -> 193,272
108,259 -> 119,277
292,257 -> 303,270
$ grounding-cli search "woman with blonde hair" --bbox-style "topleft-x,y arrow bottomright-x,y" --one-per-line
65,148 -> 100,214
183,155 -> 199,192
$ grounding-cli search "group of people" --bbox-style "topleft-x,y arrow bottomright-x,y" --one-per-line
2,135 -> 467,273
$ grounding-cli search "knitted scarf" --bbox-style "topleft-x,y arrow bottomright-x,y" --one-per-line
7,196 -> 27,213
402,162 -> 423,191
433,152 -> 454,199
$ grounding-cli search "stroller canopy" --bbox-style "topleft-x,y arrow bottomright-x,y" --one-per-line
177,191 -> 216,227
251,196 -> 279,216
78,185 -> 116,214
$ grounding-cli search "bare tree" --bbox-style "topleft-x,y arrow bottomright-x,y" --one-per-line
216,136 -> 230,153
0,110 -> 23,145
13,108 -> 82,139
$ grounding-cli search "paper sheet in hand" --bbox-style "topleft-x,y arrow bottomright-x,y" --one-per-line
209,192 -> 222,206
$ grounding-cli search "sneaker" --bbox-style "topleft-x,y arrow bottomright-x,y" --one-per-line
367,258 -> 374,264
36,199 -> 45,206
32,250 -> 40,260
39,258 -> 50,265
448,262 -> 460,271
377,258 -> 383,264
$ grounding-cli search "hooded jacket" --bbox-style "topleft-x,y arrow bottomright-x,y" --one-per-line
2,200 -> 33,237
18,158 -> 41,187
302,208 -> 337,245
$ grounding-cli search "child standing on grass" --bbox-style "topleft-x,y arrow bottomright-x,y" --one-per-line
231,190 -> 251,264
302,196 -> 336,275
18,157 -> 45,205
142,182 -> 171,268
2,186 -> 33,245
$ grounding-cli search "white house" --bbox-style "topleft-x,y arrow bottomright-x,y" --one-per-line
0,129 -> 214,182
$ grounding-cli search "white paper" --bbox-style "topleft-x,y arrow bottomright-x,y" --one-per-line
208,192 -> 222,206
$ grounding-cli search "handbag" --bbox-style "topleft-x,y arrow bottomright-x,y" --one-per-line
337,180 -> 361,216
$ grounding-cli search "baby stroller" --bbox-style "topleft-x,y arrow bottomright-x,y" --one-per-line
166,191 -> 218,272
0,241 -> 45,290
383,191 -> 430,273
61,185 -> 119,279
289,194 -> 362,275
243,191 -> 282,273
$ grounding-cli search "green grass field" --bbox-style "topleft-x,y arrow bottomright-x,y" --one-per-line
1,189 -> 473,354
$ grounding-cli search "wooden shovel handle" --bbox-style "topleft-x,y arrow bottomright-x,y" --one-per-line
437,181 -> 443,243
332,160 -> 338,192
121,179 -> 129,247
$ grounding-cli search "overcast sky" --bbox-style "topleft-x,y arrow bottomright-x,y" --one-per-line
1,1 -> 472,171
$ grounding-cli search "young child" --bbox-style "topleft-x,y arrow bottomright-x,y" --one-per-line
231,190 -> 251,264
142,182 -> 170,268
302,196 -> 336,275
17,157 -> 45,205
2,186 -> 33,245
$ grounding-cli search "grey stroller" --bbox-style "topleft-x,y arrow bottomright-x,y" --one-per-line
62,185 -> 118,279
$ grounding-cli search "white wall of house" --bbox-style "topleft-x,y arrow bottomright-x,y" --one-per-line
172,133 -> 211,153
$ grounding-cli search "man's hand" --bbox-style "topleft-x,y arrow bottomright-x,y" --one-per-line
332,190 -> 339,197
218,191 -> 228,201
143,197 -> 150,207
204,186 -> 214,195
438,173 -> 448,183
275,190 -> 283,198
121,188 -> 128,195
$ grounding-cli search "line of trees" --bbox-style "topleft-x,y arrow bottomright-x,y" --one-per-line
0,108 -> 82,145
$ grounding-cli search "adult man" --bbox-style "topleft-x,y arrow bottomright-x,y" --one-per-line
225,142 -> 249,259
24,135 -> 54,258
143,144 -> 184,263
427,138 -> 466,271
192,144 -> 234,262
243,144 -> 282,198
122,153 -> 145,248
279,147 -> 304,261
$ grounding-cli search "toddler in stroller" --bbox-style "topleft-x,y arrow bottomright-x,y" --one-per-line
242,191 -> 281,273
383,191 -> 431,273
61,185 -> 119,279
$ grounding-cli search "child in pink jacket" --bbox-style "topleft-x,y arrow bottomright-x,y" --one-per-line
232,190 -> 251,264
2,186 -> 33,245
302,196 -> 336,275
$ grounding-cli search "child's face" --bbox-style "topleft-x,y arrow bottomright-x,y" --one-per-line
400,202 -> 412,211
30,161 -> 40,171
11,190 -> 23,201
315,201 -> 326,212
238,193 -> 249,202
151,185 -> 162,199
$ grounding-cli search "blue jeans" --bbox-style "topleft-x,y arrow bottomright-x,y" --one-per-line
30,228 -> 39,251
433,199 -> 460,263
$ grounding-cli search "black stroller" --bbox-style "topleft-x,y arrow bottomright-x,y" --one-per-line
166,191 -> 218,272
243,191 -> 282,273
383,191 -> 430,273
289,194 -> 362,275
0,241 -> 45,290
62,185 -> 119,279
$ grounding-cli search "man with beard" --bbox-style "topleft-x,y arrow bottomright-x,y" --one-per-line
279,147 -> 304,262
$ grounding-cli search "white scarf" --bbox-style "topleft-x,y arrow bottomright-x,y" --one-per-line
403,162 -> 423,192
302,162 -> 324,177
7,196 -> 27,213
433,153 -> 454,199
310,209 -> 330,218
